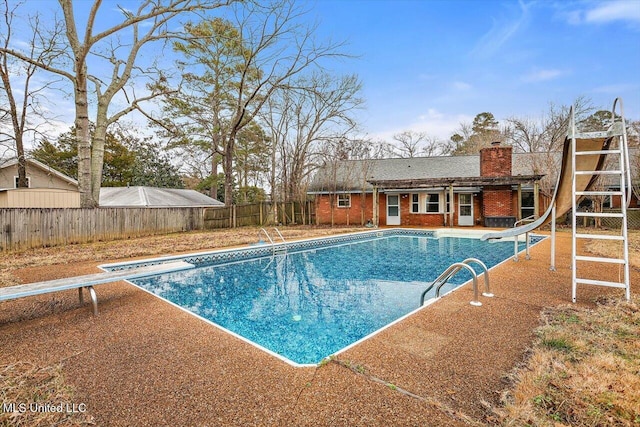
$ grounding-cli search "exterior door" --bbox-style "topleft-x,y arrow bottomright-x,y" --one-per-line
458,193 -> 474,226
386,194 -> 400,225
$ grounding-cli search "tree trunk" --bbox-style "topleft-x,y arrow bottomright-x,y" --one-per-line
75,70 -> 95,208
15,134 -> 27,187
210,156 -> 218,200
224,133 -> 236,206
90,105 -> 109,205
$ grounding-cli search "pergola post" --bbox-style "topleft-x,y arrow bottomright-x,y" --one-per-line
517,184 -> 522,220
533,181 -> 540,219
448,185 -> 454,227
372,186 -> 379,226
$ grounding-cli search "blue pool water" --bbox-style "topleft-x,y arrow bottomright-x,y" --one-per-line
128,231 -> 542,365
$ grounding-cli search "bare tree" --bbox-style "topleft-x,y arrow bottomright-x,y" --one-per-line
505,97 -> 595,198
392,130 -> 423,158
391,130 -> 445,158
262,72 -> 363,203
147,0 -> 344,204
0,0 -> 64,187
0,0 -> 232,207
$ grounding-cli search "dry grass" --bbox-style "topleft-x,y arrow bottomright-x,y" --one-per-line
495,230 -> 640,426
0,362 -> 95,426
496,297 -> 640,426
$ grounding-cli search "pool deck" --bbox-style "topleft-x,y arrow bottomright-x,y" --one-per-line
1,230 -> 637,426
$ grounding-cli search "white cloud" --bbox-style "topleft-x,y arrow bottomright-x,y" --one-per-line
371,109 -> 473,142
561,0 -> 640,26
452,81 -> 472,91
471,1 -> 532,59
592,83 -> 639,94
585,0 -> 640,24
521,68 -> 565,82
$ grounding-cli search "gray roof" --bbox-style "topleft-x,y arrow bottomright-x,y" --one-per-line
308,152 -> 560,193
99,187 -> 223,207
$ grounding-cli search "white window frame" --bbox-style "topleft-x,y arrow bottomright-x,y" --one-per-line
336,194 -> 351,208
411,193 -> 420,213
410,192 -> 443,214
520,190 -> 535,218
13,176 -> 31,188
425,193 -> 440,213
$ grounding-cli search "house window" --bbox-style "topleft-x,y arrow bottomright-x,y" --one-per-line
425,193 -> 440,213
14,176 -> 30,188
445,192 -> 451,213
603,195 -> 612,209
410,192 -> 442,213
521,191 -> 535,219
411,194 -> 419,213
337,194 -> 351,208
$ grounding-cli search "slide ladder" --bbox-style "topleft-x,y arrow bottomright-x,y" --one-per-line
570,98 -> 631,302
482,98 -> 632,302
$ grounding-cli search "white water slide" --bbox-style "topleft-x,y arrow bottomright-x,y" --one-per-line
481,98 -> 632,301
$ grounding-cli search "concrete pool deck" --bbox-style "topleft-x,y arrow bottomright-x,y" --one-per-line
1,230 -> 637,426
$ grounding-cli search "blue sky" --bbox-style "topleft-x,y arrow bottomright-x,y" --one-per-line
6,0 -> 640,146
308,0 -> 640,140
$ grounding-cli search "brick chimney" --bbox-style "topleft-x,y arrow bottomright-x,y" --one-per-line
480,142 -> 512,177
480,142 -> 515,224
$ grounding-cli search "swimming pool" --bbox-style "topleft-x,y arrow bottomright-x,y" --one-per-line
103,229 -> 544,366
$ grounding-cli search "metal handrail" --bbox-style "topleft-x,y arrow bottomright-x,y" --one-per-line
259,228 -> 275,245
510,216 -> 535,262
420,262 -> 482,307
461,258 -> 493,297
273,227 -> 287,246
259,227 -> 287,255
514,214 -> 536,227
613,97 -> 633,208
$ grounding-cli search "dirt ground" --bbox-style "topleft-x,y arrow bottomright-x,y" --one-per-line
1,227 -> 638,426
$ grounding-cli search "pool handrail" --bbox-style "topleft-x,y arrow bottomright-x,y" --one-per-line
511,215 -> 535,261
420,261 -> 483,307
259,227 -> 288,255
461,258 -> 493,297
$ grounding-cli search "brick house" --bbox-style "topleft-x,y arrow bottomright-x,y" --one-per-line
308,143 -> 548,227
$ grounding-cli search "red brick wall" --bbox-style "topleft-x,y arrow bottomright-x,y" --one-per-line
315,193 -> 373,225
316,192 -> 487,226
483,187 -> 513,217
480,144 -> 512,177
611,194 -> 639,208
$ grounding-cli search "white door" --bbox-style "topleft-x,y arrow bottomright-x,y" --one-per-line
386,194 -> 400,225
458,193 -> 474,226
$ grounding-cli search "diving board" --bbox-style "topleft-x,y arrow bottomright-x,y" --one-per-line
0,260 -> 195,315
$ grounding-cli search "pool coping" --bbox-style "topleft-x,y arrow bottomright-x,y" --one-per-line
98,228 -> 546,368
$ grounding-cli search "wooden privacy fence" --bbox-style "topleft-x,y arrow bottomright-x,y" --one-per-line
0,207 -> 205,251
1,201 -> 315,251
203,201 -> 315,229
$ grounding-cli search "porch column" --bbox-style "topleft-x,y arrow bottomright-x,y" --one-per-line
448,185 -> 454,227
517,184 -> 522,220
533,181 -> 540,219
372,186 -> 379,226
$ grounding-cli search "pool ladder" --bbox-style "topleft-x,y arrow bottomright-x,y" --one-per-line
420,258 -> 493,307
259,227 -> 287,255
